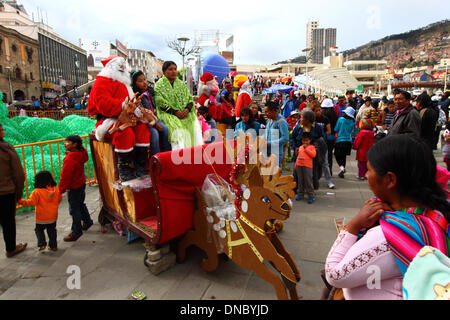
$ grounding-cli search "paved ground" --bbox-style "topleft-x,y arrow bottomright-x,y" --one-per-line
0,150 -> 445,300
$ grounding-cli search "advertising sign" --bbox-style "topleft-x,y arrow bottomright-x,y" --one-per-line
79,39 -> 110,68
115,40 -> 128,56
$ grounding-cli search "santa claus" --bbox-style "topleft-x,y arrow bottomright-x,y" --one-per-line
88,56 -> 151,182
234,80 -> 253,121
197,72 -> 222,122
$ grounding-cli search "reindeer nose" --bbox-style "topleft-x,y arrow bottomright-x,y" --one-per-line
281,202 -> 291,212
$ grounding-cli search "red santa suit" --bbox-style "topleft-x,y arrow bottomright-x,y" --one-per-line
234,80 -> 253,120
88,56 -> 150,153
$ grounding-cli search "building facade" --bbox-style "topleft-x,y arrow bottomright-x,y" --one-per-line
311,28 -> 337,65
128,49 -> 161,84
38,29 -> 88,98
0,0 -> 88,98
344,60 -> 388,90
306,21 -> 319,50
0,24 -> 40,102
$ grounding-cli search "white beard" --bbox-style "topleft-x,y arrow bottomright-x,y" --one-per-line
98,59 -> 134,98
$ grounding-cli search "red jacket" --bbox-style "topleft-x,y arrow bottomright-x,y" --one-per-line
88,76 -> 130,118
286,117 -> 298,130
59,149 -> 89,193
235,92 -> 252,119
353,129 -> 375,162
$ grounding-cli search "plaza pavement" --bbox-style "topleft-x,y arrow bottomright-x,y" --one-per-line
0,150 -> 445,300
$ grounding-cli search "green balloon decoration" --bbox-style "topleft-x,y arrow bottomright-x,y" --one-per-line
0,90 -> 97,213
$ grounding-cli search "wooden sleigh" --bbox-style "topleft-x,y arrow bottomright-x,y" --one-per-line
178,134 -> 301,300
90,132 -> 301,299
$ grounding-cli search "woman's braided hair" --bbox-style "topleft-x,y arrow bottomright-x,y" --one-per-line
367,135 -> 450,220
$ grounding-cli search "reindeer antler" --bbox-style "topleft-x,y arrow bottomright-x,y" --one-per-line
228,134 -> 295,201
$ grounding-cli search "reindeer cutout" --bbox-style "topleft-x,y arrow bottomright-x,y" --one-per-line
109,93 -> 157,134
178,134 -> 301,300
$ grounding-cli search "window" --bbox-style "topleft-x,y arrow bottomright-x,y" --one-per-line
0,65 -> 2,74
11,44 -> 17,53
15,67 -> 22,79
30,72 -> 33,80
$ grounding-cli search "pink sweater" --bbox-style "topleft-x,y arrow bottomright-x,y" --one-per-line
325,226 -> 403,300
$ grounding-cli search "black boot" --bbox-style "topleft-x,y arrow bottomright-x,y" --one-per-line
117,152 -> 134,182
134,147 -> 149,178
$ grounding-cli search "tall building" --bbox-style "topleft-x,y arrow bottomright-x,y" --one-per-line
311,28 -> 336,64
306,21 -> 319,49
306,21 -> 337,65
0,0 -> 88,98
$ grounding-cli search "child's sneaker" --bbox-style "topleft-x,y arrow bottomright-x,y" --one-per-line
307,197 -> 315,204
38,246 -> 46,252
295,194 -> 304,201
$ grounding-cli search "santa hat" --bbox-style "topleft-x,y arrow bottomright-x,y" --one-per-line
101,56 -> 122,67
200,72 -> 215,85
238,81 -> 248,88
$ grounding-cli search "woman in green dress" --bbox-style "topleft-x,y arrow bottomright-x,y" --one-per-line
154,61 -> 203,150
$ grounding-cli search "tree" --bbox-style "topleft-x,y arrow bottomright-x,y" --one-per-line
167,38 -> 201,82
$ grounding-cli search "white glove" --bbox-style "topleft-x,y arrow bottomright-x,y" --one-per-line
134,107 -> 143,118
122,97 -> 129,109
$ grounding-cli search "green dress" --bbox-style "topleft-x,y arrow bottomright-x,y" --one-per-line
154,76 -> 203,150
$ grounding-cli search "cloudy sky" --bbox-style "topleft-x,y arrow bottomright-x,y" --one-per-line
20,0 -> 449,65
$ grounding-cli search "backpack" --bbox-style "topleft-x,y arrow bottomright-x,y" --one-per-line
403,246 -> 450,300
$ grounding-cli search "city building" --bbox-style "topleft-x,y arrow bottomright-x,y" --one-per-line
127,49 -> 162,84
306,21 -> 319,50
344,60 -> 388,90
79,39 -> 128,81
0,24 -> 40,102
0,0 -> 88,99
311,27 -> 337,65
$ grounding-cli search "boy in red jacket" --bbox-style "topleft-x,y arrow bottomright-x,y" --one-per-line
59,135 -> 94,242
353,119 -> 375,180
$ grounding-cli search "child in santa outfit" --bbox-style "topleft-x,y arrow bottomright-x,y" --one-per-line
88,56 -> 150,182
234,80 -> 253,122
198,72 -> 223,122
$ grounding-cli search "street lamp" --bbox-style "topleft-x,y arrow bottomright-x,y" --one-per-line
5,66 -> 13,103
177,37 -> 190,83
302,48 -> 314,92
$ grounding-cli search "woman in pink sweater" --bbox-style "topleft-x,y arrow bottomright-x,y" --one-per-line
325,135 -> 450,300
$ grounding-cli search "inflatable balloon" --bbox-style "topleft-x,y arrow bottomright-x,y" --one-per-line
202,53 -> 230,84
233,75 -> 249,88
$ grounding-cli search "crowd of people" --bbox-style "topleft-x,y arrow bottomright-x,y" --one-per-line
1,54 -> 449,300
13,92 -> 90,113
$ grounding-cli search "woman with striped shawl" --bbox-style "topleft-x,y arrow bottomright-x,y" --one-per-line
325,135 -> 449,300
